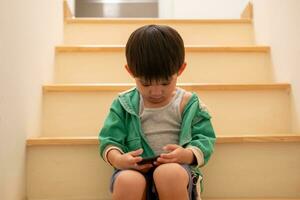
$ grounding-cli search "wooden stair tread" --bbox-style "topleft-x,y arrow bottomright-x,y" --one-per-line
43,83 -> 291,92
27,134 -> 300,146
56,45 -> 270,53
65,18 -> 252,24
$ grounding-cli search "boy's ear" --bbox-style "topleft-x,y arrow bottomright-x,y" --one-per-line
177,62 -> 187,76
125,64 -> 134,77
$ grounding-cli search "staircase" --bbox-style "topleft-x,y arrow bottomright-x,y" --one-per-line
26,1 -> 300,200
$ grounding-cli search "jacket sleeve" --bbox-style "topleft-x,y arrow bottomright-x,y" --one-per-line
187,99 -> 216,167
98,98 -> 128,160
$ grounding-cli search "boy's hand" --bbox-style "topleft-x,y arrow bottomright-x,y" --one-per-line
108,148 -> 153,172
156,144 -> 194,165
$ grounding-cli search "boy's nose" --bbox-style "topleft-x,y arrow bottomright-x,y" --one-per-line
150,85 -> 163,96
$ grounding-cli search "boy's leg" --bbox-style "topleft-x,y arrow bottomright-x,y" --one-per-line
112,169 -> 147,200
153,163 -> 190,200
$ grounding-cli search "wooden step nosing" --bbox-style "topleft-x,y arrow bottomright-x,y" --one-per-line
56,45 -> 270,53
65,18 -> 252,25
63,0 -> 73,20
27,135 -> 300,146
27,137 -> 98,146
241,2 -> 253,19
217,135 -> 300,143
43,83 -> 291,93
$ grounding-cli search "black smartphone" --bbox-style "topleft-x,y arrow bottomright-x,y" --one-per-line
138,155 -> 159,165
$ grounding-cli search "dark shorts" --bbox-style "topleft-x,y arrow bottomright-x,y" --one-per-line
110,164 -> 198,200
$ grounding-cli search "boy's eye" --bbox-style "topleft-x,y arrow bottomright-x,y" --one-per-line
141,82 -> 170,86
142,84 -> 150,87
139,79 -> 171,86
141,82 -> 151,87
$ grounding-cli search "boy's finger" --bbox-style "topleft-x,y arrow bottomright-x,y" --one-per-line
163,144 -> 180,152
160,152 -> 175,159
132,156 -> 143,162
128,156 -> 143,166
157,157 -> 176,163
129,148 -> 143,156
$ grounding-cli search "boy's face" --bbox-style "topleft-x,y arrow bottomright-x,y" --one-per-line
135,74 -> 178,108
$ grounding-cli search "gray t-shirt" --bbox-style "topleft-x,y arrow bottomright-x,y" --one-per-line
139,88 -> 185,155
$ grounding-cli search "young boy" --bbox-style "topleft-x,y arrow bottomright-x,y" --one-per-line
99,24 -> 216,200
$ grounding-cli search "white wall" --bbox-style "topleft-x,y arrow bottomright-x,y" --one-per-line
159,0 -> 249,18
251,0 -> 300,132
0,0 -> 63,199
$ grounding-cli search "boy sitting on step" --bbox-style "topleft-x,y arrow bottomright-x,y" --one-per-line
99,24 -> 216,200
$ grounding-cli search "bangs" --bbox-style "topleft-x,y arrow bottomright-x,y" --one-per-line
133,40 -> 178,82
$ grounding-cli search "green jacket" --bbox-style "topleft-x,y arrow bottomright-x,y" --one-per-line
99,87 -> 216,190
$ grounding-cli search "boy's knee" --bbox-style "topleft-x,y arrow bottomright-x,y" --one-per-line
153,163 -> 189,185
114,170 -> 146,188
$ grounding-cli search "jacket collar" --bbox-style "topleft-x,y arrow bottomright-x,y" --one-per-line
118,87 -> 140,116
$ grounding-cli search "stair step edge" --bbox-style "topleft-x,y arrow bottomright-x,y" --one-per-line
56,45 -> 269,53
43,83 -> 291,92
27,134 -> 300,146
65,18 -> 252,24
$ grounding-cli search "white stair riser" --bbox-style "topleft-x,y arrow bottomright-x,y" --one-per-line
27,143 -> 300,199
204,143 -> 300,198
64,23 -> 254,45
42,89 -> 291,137
55,52 -> 272,84
27,146 -> 112,200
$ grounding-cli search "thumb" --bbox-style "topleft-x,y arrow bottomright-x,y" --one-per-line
129,148 -> 143,157
163,144 -> 180,152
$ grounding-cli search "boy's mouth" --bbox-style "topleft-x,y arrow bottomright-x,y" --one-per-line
149,96 -> 164,102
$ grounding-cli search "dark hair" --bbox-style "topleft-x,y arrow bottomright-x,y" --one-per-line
125,24 -> 185,82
